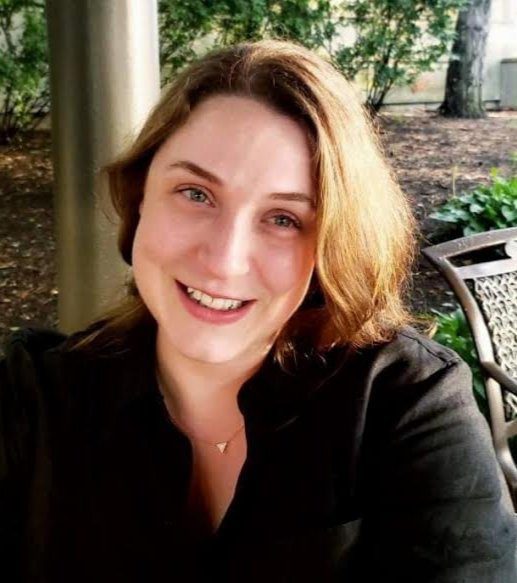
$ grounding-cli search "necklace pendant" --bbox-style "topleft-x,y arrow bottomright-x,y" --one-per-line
216,441 -> 228,454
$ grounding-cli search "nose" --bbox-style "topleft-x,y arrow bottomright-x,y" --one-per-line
196,213 -> 252,279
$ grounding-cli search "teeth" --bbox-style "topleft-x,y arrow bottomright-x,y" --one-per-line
186,286 -> 244,311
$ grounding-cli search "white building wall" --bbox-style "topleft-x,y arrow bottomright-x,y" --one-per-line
384,0 -> 517,107
4,0 -> 516,117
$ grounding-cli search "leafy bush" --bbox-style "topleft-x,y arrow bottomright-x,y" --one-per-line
158,0 -> 217,82
158,0 -> 337,84
430,171 -> 517,236
0,0 -> 49,143
430,308 -> 488,416
333,0 -> 465,112
158,0 -> 463,111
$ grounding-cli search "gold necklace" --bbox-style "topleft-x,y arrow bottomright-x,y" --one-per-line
156,374 -> 245,454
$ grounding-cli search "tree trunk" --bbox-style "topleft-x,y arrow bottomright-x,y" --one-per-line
440,0 -> 492,118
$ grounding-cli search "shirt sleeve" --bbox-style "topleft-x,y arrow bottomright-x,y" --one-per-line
351,358 -> 517,582
0,334 -> 45,581
0,356 -> 25,579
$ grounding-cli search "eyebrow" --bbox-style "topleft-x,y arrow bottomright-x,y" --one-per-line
167,160 -> 315,207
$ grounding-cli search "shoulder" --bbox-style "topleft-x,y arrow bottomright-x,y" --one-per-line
3,327 -> 68,361
1,327 -> 68,405
305,327 -> 476,478
0,325 -> 154,471
326,326 -> 470,406
295,326 -> 471,423
0,325 -> 143,427
336,327 -> 505,510
361,325 -> 467,383
1,323 -> 148,379
2,322 -> 153,396
0,327 -> 91,408
352,328 -> 476,437
380,325 -> 461,364
0,328 -> 68,479
331,332 -> 517,579
1,325 -> 69,396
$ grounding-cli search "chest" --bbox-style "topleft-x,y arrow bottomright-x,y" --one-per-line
30,404 -> 363,583
186,433 -> 247,535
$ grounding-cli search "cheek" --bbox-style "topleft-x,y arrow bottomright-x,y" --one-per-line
259,242 -> 315,297
132,210 -> 189,269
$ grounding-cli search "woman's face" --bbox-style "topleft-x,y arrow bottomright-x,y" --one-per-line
132,95 -> 317,364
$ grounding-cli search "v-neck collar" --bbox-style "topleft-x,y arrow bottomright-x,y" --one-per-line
49,323 -> 352,436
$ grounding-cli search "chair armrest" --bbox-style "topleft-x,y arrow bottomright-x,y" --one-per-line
480,361 -> 517,396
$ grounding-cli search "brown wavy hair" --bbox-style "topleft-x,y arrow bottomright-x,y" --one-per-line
71,39 -> 417,362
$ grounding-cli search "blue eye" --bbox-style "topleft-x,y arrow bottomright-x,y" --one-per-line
271,214 -> 301,230
180,188 -> 210,204
177,190 -> 301,230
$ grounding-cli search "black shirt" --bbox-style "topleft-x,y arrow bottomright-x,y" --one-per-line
1,326 -> 516,582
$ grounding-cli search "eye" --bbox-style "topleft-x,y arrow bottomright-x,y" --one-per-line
179,187 -> 211,205
269,214 -> 302,230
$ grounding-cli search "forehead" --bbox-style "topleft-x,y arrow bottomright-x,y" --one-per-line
151,95 -> 315,193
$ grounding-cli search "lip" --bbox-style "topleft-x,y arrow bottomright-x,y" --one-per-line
175,280 -> 256,325
179,280 -> 250,303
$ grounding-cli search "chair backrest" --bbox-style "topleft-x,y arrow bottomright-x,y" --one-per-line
422,227 -> 517,506
473,272 -> 517,380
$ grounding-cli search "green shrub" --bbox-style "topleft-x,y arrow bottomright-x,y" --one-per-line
158,0 -> 463,112
333,0 -> 464,112
430,171 -> 517,236
158,0 -> 338,84
430,308 -> 488,416
432,308 -> 517,462
0,0 -> 49,143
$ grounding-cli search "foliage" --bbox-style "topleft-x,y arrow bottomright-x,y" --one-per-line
0,0 -> 49,143
158,0 -> 217,82
214,0 -> 337,49
430,170 -> 517,236
334,0 -> 465,111
158,0 -> 463,111
158,0 -> 338,84
430,308 -> 488,416
0,0 -> 470,141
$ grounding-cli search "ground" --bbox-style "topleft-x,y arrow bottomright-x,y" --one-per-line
1,111 -> 516,353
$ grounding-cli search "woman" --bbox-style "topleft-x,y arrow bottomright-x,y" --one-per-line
1,40 -> 515,582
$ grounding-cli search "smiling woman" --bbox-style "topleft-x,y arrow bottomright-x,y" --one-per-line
1,40 -> 516,583
134,95 -> 317,369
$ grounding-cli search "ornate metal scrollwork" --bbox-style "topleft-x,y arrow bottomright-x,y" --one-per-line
474,256 -> 517,419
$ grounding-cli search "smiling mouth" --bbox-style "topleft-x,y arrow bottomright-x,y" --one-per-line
176,280 -> 253,312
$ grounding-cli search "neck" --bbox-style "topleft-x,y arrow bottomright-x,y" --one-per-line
155,329 -> 270,437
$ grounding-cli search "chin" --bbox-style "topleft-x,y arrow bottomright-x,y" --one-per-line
181,345 -> 244,365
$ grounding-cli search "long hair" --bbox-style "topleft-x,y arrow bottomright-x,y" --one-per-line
71,39 -> 417,363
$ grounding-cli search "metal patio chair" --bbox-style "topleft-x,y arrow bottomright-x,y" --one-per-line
422,227 -> 517,507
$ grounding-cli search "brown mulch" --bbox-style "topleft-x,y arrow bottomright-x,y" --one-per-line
381,111 -> 517,316
1,111 -> 516,353
0,132 -> 57,354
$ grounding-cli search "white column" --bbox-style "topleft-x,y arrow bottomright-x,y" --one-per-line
45,0 -> 160,332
